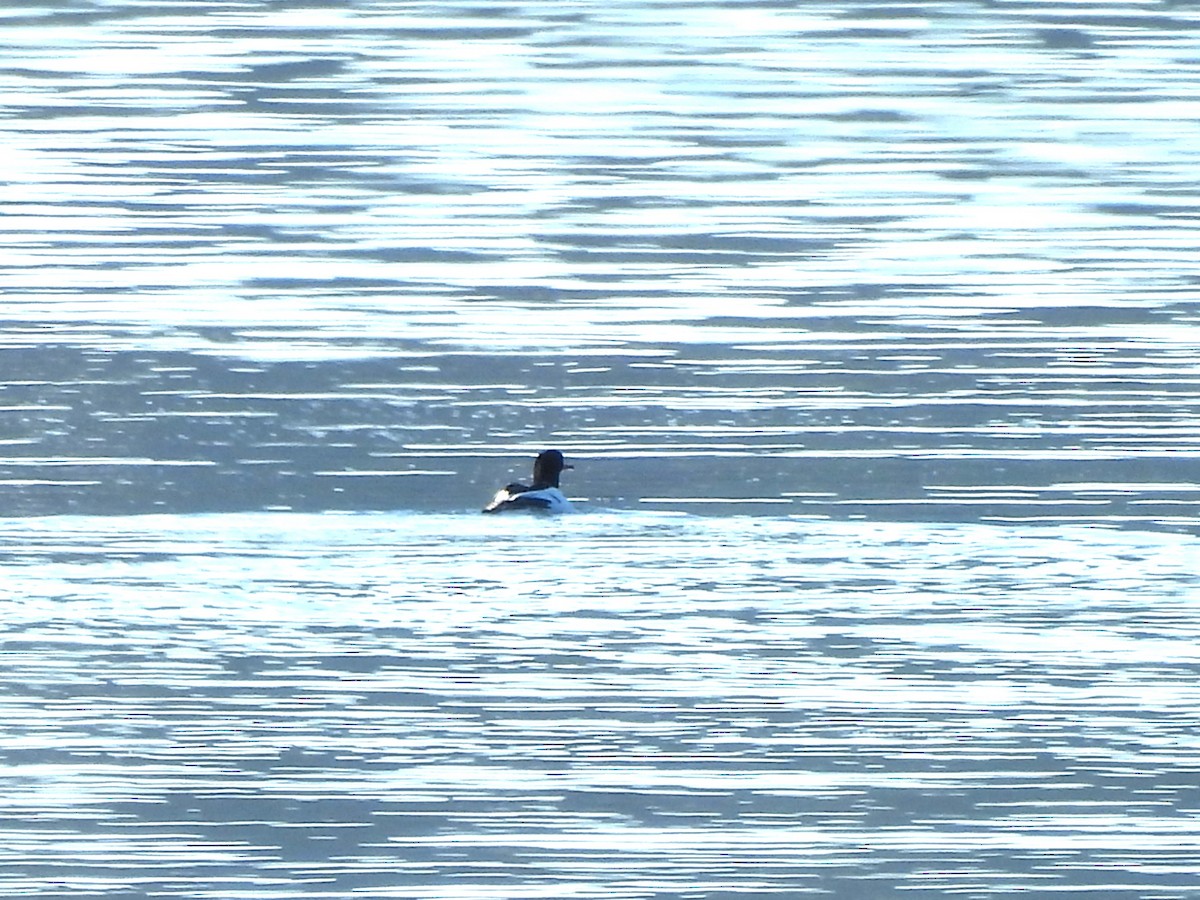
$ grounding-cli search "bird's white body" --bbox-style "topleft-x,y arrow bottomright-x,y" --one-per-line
483,485 -> 574,514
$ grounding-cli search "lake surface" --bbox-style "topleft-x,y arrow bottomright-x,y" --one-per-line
2,0 -> 1200,897
5,512 -> 1200,898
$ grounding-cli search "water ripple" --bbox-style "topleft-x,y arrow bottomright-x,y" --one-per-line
3,1 -> 1200,892
1,513 -> 1199,896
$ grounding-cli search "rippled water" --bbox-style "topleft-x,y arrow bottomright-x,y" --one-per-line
4,0 -> 1200,525
5,513 -> 1200,898
3,0 -> 1200,896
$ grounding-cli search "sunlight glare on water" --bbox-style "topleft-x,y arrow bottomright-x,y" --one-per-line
2,513 -> 1200,897
2,0 -> 1200,896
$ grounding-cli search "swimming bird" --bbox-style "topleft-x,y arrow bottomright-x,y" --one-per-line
482,449 -> 574,514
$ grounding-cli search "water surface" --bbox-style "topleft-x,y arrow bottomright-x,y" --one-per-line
4,512 -> 1200,898
2,0 -> 1200,525
2,0 -> 1200,896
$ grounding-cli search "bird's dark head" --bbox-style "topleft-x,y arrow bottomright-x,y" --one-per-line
532,449 -> 572,488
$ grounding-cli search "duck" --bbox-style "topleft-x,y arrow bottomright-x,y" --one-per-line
482,449 -> 574,514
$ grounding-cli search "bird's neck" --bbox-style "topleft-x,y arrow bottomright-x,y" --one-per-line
531,465 -> 559,489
